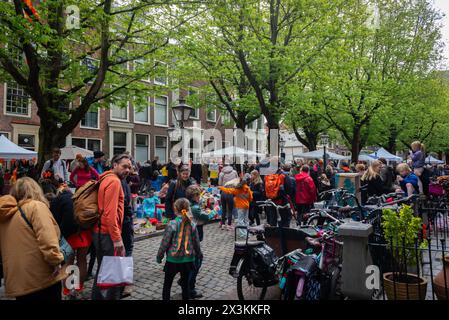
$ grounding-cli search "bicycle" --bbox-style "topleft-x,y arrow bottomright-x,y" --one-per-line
229,224 -> 276,300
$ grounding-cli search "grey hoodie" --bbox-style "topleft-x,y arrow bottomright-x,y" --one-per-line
219,166 -> 238,186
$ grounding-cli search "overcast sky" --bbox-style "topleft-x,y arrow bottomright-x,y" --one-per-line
433,0 -> 449,68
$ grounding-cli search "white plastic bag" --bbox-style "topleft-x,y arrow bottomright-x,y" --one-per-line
97,256 -> 133,289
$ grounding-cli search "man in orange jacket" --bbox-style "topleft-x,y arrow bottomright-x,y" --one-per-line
92,153 -> 132,300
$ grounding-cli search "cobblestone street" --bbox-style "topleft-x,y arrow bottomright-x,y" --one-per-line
0,222 -> 246,300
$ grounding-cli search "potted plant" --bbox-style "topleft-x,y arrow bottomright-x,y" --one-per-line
381,205 -> 428,300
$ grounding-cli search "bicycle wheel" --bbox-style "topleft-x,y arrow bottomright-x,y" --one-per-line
236,258 -> 268,300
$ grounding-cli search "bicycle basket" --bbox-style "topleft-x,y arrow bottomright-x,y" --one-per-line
322,238 -> 343,271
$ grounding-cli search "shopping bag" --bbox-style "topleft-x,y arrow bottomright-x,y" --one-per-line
97,256 -> 133,289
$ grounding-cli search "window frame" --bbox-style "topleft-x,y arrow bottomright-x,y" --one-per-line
206,109 -> 217,123
154,95 -> 169,127
3,82 -> 32,118
133,58 -> 151,83
110,101 -> 130,122
71,137 -> 103,152
187,87 -> 200,120
79,101 -> 101,130
133,96 -> 151,125
153,60 -> 168,86
134,133 -> 151,163
154,135 -> 168,163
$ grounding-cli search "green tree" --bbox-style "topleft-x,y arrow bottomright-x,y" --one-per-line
0,0 -> 200,168
319,0 -> 442,162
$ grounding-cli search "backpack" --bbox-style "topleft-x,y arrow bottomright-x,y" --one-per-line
72,173 -> 114,229
265,174 -> 285,200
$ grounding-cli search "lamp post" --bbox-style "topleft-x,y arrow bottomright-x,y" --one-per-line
170,99 -> 194,162
320,133 -> 329,167
280,136 -> 286,162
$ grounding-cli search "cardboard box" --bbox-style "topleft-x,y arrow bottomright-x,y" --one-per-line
335,173 -> 361,206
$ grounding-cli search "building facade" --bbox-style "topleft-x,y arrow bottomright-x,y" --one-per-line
0,80 -> 232,164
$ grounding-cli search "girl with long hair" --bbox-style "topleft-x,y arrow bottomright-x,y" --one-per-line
156,198 -> 202,300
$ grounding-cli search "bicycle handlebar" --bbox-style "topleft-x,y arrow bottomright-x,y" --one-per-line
256,200 -> 291,209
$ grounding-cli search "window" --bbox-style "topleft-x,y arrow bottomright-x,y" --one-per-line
134,97 -> 150,124
154,61 -> 168,85
0,132 -> 9,139
81,57 -> 99,75
135,134 -> 149,163
72,138 -> 101,151
110,103 -> 129,121
81,108 -> 99,129
18,134 -> 35,151
155,136 -> 167,163
134,58 -> 150,82
206,109 -> 216,122
188,88 -> 199,119
5,82 -> 30,116
113,132 -> 127,156
154,96 -> 168,126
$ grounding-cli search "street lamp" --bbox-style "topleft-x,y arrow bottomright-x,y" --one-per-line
320,133 -> 329,167
171,99 -> 194,162
172,98 -> 194,128
279,136 -> 286,162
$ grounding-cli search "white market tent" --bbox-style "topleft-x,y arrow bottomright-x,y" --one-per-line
202,146 -> 265,159
293,149 -> 347,160
425,155 -> 444,165
368,147 -> 402,162
0,135 -> 37,160
60,145 -> 93,160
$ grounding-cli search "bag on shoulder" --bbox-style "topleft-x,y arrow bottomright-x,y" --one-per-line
264,174 -> 285,199
72,173 -> 114,229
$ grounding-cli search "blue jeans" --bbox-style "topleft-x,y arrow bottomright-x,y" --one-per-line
236,208 -> 249,239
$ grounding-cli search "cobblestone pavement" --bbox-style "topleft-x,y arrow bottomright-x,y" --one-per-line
0,221 -> 245,300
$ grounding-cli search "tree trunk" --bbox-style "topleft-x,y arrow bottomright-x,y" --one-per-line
351,127 -> 362,163
37,126 -> 67,174
386,125 -> 398,154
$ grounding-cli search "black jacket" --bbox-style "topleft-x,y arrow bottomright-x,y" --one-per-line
190,164 -> 203,183
121,179 -> 133,218
361,176 -> 385,205
50,190 -> 79,239
165,178 -> 197,218
167,162 -> 178,180
250,181 -> 265,203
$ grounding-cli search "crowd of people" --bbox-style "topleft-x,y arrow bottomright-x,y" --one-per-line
0,140 -> 447,301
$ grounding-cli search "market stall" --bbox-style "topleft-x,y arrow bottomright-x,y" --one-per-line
368,147 -> 402,164
0,135 -> 37,160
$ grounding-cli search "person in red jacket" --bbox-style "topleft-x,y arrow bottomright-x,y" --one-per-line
295,165 -> 317,225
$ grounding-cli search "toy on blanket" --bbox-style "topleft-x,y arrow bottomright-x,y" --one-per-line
200,188 -> 222,219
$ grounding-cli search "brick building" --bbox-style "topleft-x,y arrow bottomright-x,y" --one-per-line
1,79 -> 234,163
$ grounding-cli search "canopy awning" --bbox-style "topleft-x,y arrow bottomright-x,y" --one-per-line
60,145 -> 93,160
202,146 -> 265,158
368,148 -> 402,162
0,135 -> 37,160
425,155 -> 444,165
293,149 -> 347,160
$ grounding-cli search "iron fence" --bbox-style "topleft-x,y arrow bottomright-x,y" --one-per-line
368,198 -> 449,300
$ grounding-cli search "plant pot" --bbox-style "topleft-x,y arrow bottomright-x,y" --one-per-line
383,272 -> 427,300
433,256 -> 449,300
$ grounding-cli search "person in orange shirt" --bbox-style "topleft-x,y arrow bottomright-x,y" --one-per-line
218,175 -> 253,238
92,153 -> 132,300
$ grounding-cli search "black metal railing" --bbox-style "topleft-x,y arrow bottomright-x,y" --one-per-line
368,224 -> 448,300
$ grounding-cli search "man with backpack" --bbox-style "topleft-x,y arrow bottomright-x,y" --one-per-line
41,148 -> 69,182
91,153 -> 132,300
264,162 -> 295,228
